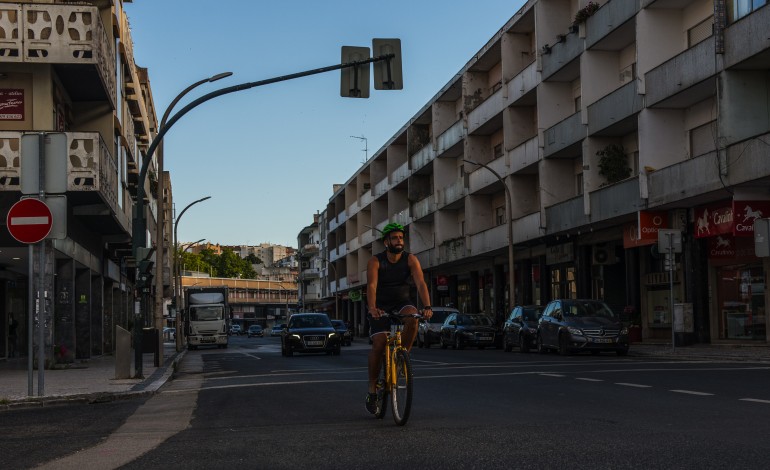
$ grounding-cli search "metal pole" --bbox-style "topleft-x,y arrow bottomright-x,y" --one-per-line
27,244 -> 33,396
668,233 -> 675,351
37,132 -> 45,396
463,159 -> 515,310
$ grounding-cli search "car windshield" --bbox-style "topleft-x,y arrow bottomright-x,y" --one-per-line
331,320 -> 347,329
457,315 -> 493,326
522,307 -> 543,322
563,301 -> 617,318
289,315 -> 332,329
429,311 -> 451,324
190,306 -> 223,321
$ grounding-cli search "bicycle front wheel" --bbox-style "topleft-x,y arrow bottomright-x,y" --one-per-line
390,348 -> 413,426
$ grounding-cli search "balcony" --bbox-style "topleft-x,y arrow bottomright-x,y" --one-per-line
438,236 -> 467,264
541,32 -> 584,81
512,211 -> 543,244
299,268 -> 320,280
374,177 -> 389,198
410,144 -> 435,172
588,177 -> 644,220
469,224 -> 506,257
546,196 -> 588,233
587,81 -> 642,136
468,158 -> 509,194
411,194 -> 436,221
586,0 -> 640,50
468,87 -> 504,135
436,178 -> 467,209
391,161 -> 410,186
723,4 -> 770,70
544,112 -> 586,158
0,3 -> 116,108
437,120 -> 465,157
509,136 -> 540,173
0,130 -> 129,235
645,36 -> 716,108
506,61 -> 538,105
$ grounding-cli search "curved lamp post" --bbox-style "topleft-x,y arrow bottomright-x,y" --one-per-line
135,72 -> 231,379
173,197 -> 211,351
463,159 -> 515,311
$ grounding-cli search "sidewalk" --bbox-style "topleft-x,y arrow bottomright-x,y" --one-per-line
0,341 -> 185,411
1,341 -> 768,411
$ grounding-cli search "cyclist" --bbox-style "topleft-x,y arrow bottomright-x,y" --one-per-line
365,222 -> 432,414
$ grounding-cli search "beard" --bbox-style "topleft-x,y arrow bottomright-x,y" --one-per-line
387,244 -> 404,254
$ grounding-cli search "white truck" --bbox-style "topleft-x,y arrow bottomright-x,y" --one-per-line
185,286 -> 230,349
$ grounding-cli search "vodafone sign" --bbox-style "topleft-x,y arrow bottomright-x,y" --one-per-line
6,198 -> 53,244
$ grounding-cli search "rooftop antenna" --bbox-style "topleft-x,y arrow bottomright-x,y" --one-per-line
350,135 -> 368,164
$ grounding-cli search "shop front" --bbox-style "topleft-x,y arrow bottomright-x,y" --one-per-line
697,200 -> 769,343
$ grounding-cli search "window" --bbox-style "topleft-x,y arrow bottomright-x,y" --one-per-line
688,17 -> 714,47
496,206 -> 505,226
728,0 -> 767,23
576,172 -> 584,196
493,143 -> 503,158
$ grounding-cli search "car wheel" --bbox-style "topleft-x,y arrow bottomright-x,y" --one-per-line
537,335 -> 548,354
454,335 -> 464,350
558,333 -> 571,356
519,334 -> 530,353
440,336 -> 448,349
504,336 -> 513,352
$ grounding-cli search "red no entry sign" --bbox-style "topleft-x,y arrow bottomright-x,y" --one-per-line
6,198 -> 53,244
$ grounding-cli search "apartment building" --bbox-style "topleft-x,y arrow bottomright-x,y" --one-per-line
0,1 -> 164,362
303,0 -> 770,345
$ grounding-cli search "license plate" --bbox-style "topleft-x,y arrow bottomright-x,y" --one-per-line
201,337 -> 215,343
592,338 -> 613,343
306,340 -> 323,346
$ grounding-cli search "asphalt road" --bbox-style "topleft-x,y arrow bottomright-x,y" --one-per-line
4,334 -> 770,469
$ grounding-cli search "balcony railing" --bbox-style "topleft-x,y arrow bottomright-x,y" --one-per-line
436,178 -> 467,208
468,87 -> 504,134
510,136 -> 541,173
0,3 -> 116,107
645,36 -> 716,108
437,120 -> 465,156
544,112 -> 586,157
506,61 -> 538,105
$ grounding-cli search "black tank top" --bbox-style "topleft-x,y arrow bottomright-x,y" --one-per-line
375,251 -> 411,307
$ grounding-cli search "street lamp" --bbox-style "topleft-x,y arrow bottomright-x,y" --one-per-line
463,159 -> 515,311
173,197 -> 211,351
155,72 -> 232,354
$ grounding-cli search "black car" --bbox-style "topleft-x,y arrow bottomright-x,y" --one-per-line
503,305 -> 544,353
439,313 -> 499,349
281,313 -> 341,356
330,319 -> 352,346
537,299 -> 629,356
247,324 -> 264,338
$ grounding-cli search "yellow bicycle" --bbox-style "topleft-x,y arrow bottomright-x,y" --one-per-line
374,311 -> 421,426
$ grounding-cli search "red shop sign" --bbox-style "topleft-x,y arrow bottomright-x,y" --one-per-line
0,89 -> 24,121
695,200 -> 770,238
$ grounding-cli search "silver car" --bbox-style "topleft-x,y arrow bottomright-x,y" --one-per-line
537,299 -> 629,356
417,307 -> 458,348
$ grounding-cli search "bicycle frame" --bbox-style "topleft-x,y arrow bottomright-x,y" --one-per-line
383,323 -> 405,393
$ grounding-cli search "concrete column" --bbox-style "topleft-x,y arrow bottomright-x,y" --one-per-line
54,258 -> 75,364
91,274 -> 103,356
74,267 -> 90,359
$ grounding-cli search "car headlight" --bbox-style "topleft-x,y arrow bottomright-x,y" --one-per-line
462,331 -> 474,337
291,334 -> 300,340
620,327 -> 628,335
567,327 -> 583,336
328,332 -> 338,338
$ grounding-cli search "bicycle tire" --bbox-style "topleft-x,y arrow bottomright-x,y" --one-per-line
390,348 -> 413,426
374,369 -> 387,419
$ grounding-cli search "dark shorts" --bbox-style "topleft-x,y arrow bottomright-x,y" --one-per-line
369,304 -> 416,337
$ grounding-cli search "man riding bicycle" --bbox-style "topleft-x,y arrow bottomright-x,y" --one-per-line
365,222 -> 432,414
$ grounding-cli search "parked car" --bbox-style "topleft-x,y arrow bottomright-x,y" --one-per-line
229,324 -> 242,336
270,324 -> 286,337
162,326 -> 176,341
439,313 -> 499,349
281,313 -> 341,356
537,299 -> 629,356
330,319 -> 352,346
417,306 -> 458,348
503,305 -> 544,352
247,324 -> 264,338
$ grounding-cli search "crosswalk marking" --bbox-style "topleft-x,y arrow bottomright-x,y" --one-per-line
670,389 -> 713,396
615,382 -> 652,388
739,398 -> 770,404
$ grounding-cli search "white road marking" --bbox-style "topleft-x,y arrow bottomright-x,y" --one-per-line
539,373 -> 565,377
576,377 -> 603,382
615,382 -> 652,388
739,398 -> 770,404
670,389 -> 713,396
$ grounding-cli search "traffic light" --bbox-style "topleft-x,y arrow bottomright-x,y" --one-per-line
340,46 -> 370,98
372,38 -> 403,90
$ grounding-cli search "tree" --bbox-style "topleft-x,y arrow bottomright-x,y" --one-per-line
597,144 -> 631,185
245,253 -> 263,265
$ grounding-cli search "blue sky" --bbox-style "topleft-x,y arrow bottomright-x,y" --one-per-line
125,0 -> 526,247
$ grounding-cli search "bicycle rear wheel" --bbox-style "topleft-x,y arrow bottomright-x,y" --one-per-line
391,348 -> 413,426
374,367 -> 388,419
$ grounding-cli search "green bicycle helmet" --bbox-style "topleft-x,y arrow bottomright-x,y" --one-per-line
380,222 -> 405,240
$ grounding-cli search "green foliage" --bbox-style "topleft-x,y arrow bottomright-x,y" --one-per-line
573,1 -> 600,25
597,144 -> 631,185
245,253 -> 262,265
177,247 -> 256,279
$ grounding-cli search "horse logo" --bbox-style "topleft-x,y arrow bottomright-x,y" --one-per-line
696,209 -> 710,236
743,205 -> 763,223
715,236 -> 730,249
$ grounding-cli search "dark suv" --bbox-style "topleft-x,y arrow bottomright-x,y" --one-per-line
537,299 -> 629,356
